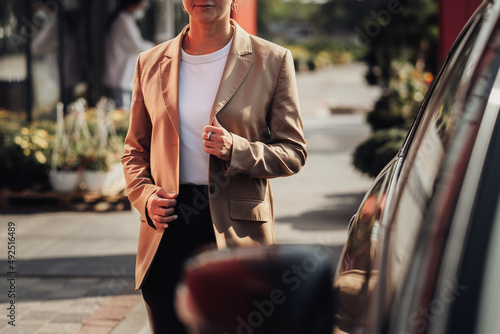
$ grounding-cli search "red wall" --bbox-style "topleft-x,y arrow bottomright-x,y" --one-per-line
231,0 -> 258,35
439,0 -> 482,62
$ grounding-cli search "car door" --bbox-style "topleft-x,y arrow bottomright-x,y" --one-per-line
332,2 -> 494,333
382,2 -> 500,334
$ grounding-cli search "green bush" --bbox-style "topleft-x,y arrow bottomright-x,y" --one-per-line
358,60 -> 432,177
352,0 -> 437,178
363,0 -> 438,83
281,39 -> 362,71
367,60 -> 433,131
0,118 -> 56,190
352,128 -> 407,178
366,93 -> 406,131
0,137 -> 49,191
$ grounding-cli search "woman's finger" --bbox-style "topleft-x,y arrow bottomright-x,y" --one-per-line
204,132 -> 214,141
202,124 -> 232,161
204,146 -> 217,156
156,198 -> 176,208
153,207 -> 175,217
203,139 -> 218,148
203,125 -> 219,134
204,146 -> 230,161
153,221 -> 169,230
153,213 -> 178,224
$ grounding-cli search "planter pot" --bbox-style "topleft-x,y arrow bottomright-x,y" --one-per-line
83,170 -> 109,193
101,163 -> 126,196
49,170 -> 81,193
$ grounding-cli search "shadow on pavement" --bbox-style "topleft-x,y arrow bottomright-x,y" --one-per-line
0,255 -> 138,303
276,192 -> 365,231
1,254 -> 136,279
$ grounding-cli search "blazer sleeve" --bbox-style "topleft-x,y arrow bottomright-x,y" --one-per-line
226,49 -> 307,179
121,54 -> 161,223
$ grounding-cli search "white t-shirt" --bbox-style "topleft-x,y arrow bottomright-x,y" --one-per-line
178,39 -> 232,185
103,11 -> 154,91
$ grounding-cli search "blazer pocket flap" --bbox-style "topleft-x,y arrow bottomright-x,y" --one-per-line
229,199 -> 270,222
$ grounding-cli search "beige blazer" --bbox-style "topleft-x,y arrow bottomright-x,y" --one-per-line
121,20 -> 307,290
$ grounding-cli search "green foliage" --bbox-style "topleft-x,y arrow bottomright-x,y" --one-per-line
257,0 -> 319,35
363,0 -> 438,83
282,39 -> 361,70
257,0 -> 380,36
311,0 -> 380,34
0,107 -> 129,190
351,0 -> 437,177
0,113 -> 53,190
257,0 -> 373,69
0,140 -> 49,191
366,96 -> 407,131
367,60 -> 433,131
75,108 -> 127,171
352,128 -> 407,178
354,60 -> 432,177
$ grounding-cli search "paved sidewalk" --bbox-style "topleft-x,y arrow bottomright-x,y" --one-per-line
0,211 -> 148,334
0,63 -> 380,334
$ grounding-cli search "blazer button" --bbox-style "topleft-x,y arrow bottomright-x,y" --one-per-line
209,185 -> 216,194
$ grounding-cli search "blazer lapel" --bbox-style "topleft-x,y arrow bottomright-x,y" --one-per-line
159,27 -> 188,136
210,20 -> 253,121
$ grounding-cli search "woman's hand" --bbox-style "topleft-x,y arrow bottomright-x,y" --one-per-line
147,188 -> 178,230
203,124 -> 233,161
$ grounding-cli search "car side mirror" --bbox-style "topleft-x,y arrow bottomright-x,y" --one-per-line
176,244 -> 335,334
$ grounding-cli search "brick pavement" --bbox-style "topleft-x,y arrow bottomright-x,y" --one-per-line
0,276 -> 145,334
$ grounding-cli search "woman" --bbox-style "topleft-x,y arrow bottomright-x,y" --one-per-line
121,0 -> 307,332
104,0 -> 153,109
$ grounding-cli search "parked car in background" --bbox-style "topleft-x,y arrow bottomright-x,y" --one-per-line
175,1 -> 500,333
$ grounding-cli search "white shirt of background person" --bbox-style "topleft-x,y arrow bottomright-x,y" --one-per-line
103,9 -> 154,93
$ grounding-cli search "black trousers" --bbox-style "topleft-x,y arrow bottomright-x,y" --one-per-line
141,185 -> 217,334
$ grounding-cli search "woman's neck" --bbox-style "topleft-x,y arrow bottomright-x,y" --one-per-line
183,21 -> 233,55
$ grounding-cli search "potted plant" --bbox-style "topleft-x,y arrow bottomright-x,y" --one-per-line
48,148 -> 82,192
80,151 -> 110,192
79,98 -> 126,194
48,102 -> 83,192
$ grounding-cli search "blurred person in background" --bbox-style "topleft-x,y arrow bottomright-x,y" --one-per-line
121,0 -> 307,332
103,0 -> 154,109
31,0 -> 82,102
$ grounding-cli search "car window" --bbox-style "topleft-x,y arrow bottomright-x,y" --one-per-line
334,159 -> 396,332
382,8 -> 486,320
443,34 -> 500,333
396,24 -> 500,334
388,8 -> 500,334
387,12 -> 484,295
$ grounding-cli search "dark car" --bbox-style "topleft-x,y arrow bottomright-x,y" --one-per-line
175,1 -> 500,333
